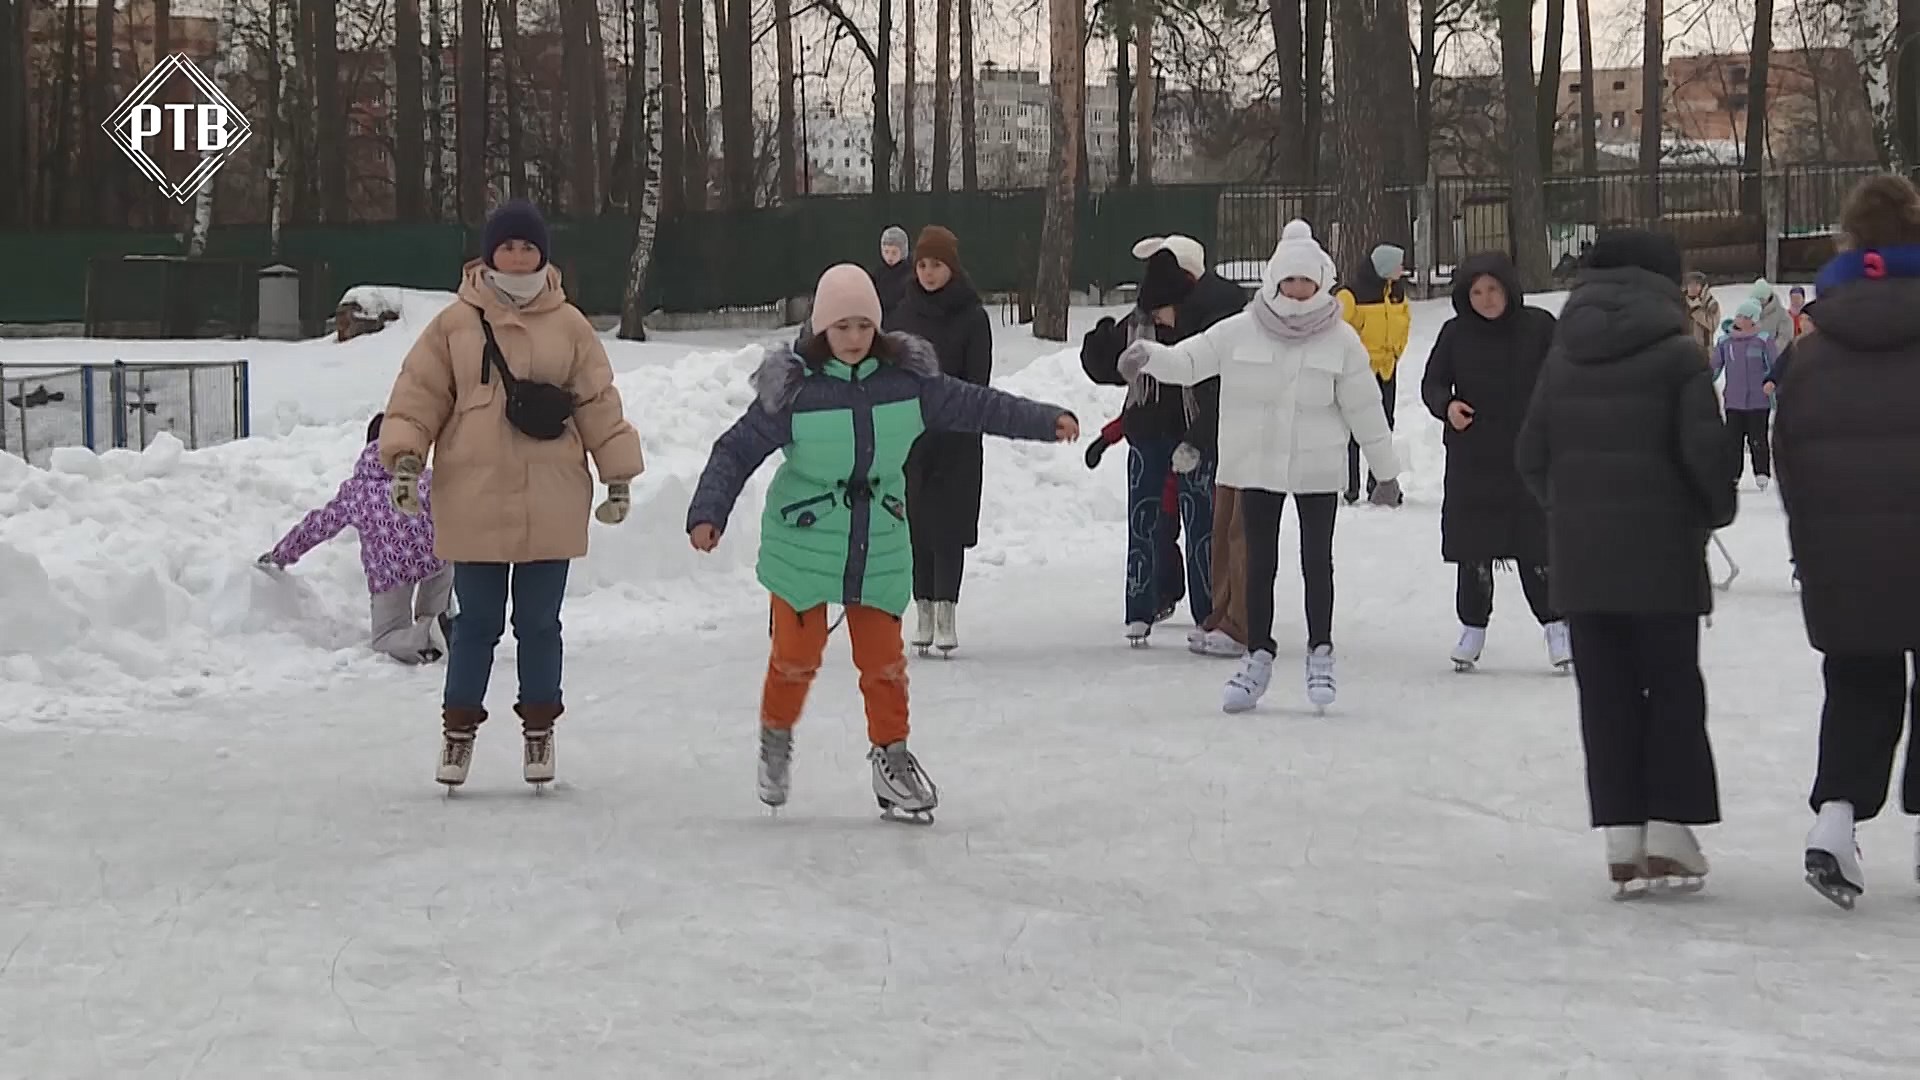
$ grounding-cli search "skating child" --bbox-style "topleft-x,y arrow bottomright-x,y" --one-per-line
1789,285 -> 1812,337
685,265 -> 1077,822
1684,272 -> 1720,355
1711,300 -> 1783,491
1119,220 -> 1401,714
260,413 -> 452,664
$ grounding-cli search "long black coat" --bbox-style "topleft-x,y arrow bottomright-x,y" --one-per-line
1516,266 -> 1738,616
1422,254 -> 1556,564
1774,275 -> 1920,654
873,259 -> 914,320
885,274 -> 992,549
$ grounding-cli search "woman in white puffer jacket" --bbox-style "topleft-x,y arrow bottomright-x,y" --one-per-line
1120,219 -> 1400,714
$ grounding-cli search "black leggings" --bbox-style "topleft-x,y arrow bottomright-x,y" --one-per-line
1455,561 -> 1557,628
1242,488 -> 1338,655
912,536 -> 966,602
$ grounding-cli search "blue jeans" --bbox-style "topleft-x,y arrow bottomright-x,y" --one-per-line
1125,438 -> 1215,626
443,560 -> 570,710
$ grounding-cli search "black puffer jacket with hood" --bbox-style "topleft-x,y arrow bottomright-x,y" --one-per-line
885,271 -> 993,548
1516,265 -> 1738,615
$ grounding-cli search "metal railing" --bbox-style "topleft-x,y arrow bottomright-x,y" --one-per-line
1,360 -> 250,468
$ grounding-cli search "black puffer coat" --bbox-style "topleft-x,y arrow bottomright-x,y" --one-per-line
873,259 -> 914,320
1080,271 -> 1243,445
1774,275 -> 1920,654
1516,266 -> 1738,615
1422,254 -> 1556,564
885,273 -> 992,548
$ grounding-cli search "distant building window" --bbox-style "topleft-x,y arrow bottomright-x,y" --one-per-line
1612,80 -> 1627,91
1611,111 -> 1626,128
1568,82 -> 1582,92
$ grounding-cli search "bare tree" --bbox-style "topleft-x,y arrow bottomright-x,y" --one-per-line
315,0 -> 347,221
657,0 -> 684,213
188,0 -> 245,254
1035,0 -> 1083,341
0,0 -> 24,226
683,0 -> 710,208
1332,0 -> 1390,274
959,0 -> 977,189
1135,3 -> 1154,184
1536,0 -> 1564,173
933,0 -> 953,191
1740,0 -> 1772,210
720,0 -> 755,206
622,0 -> 664,337
1304,0 -> 1327,182
458,0 -> 486,223
499,0 -> 527,198
92,0 -> 114,220
1269,0 -> 1304,179
393,0 -> 427,216
1576,0 -> 1597,178
561,0 -> 601,211
1498,0 -> 1551,287
587,3 -> 613,196
1845,0 -> 1904,168
428,0 -> 449,218
815,0 -> 895,195
1380,0 -> 1418,182
1639,0 -> 1663,216
774,0 -> 798,199
903,0 -> 916,188
1115,1 -> 1133,187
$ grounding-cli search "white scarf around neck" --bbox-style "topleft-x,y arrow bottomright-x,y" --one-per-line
484,268 -> 547,307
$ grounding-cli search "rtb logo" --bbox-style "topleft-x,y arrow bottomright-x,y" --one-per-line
102,54 -> 254,203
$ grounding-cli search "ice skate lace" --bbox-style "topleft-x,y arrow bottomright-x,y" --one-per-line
443,736 -> 474,768
524,732 -> 553,765
1306,652 -> 1336,693
875,745 -> 933,798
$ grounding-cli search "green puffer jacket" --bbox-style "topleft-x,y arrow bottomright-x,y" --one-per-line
687,331 -> 1068,616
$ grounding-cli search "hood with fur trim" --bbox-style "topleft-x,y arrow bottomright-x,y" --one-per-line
750,330 -> 942,413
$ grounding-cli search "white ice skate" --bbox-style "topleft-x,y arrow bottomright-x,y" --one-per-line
1805,800 -> 1864,910
869,741 -> 938,824
758,725 -> 793,810
1544,620 -> 1573,674
437,732 -> 475,788
1125,621 -> 1152,648
911,600 -> 935,656
933,601 -> 959,657
1187,627 -> 1209,654
1644,821 -> 1708,893
1198,629 -> 1243,658
1757,475 -> 1770,492
1221,650 -> 1275,714
1451,625 -> 1487,672
1605,825 -> 1649,899
1305,645 -> 1337,712
523,730 -> 556,789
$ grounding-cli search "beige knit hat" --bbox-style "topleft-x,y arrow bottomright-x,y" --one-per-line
809,264 -> 884,333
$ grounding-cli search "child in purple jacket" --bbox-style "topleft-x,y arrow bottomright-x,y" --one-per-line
260,413 -> 453,663
1712,299 -> 1783,491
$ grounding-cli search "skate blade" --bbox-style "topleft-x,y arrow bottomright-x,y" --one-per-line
877,798 -> 935,825
1451,658 -> 1477,673
1804,850 -> 1861,910
1553,661 -> 1573,676
914,645 -> 931,657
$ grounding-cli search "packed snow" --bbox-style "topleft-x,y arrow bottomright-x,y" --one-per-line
7,285 -> 1918,1078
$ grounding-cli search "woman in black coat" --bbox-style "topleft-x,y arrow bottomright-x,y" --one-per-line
1421,253 -> 1564,672
884,225 -> 992,656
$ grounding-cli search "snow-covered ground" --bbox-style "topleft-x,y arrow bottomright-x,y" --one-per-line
7,285 -> 1915,1078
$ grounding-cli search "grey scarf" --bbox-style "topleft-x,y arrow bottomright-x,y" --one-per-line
1248,292 -> 1342,342
484,268 -> 547,308
1122,307 -> 1202,428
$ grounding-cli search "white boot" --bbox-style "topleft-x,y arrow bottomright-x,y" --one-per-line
1805,799 -> 1864,909
1604,825 -> 1648,897
911,600 -> 935,652
1544,620 -> 1573,673
1187,627 -> 1209,655
1125,621 -> 1152,648
933,601 -> 959,655
1644,821 -> 1708,891
1221,650 -> 1274,714
758,725 -> 793,809
1199,629 -> 1244,658
437,732 -> 475,787
1305,644 -> 1337,710
523,729 -> 556,786
1451,624 -> 1487,672
870,741 -> 938,823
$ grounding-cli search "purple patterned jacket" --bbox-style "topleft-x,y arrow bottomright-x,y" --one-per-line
269,443 -> 446,593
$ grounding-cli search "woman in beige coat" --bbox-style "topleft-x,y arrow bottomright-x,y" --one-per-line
381,199 -> 644,790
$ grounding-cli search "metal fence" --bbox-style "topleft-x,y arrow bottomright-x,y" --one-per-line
85,256 -> 334,339
0,360 -> 250,468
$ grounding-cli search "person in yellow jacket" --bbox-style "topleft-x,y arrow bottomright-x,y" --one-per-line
1336,242 -> 1411,504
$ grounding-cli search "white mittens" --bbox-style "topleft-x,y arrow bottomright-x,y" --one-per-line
389,455 -> 424,516
594,482 -> 632,525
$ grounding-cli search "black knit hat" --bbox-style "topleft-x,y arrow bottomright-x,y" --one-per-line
1137,249 -> 1195,310
481,198 -> 551,269
1587,227 -> 1684,285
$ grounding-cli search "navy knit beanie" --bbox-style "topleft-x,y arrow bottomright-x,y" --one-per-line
482,199 -> 550,269
1587,227 -> 1683,285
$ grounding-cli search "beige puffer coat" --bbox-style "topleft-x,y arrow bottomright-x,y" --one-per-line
381,261 -> 644,564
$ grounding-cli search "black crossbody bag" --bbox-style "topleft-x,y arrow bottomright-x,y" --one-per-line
474,306 -> 576,440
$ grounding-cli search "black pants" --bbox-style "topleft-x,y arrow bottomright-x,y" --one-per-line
1455,561 -> 1557,628
1567,613 -> 1720,827
1809,652 -> 1920,820
1726,407 -> 1771,478
1242,489 -> 1338,655
1346,373 -> 1396,498
912,535 -> 966,602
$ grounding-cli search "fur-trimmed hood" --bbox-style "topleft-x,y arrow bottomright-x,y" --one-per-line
751,331 -> 941,412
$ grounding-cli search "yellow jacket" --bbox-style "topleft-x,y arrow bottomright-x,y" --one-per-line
1338,285 -> 1412,380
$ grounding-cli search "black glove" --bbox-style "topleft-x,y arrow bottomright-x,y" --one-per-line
1085,439 -> 1108,469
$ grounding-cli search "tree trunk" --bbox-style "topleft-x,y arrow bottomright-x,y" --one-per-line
1498,0 -> 1552,288
1900,0 -> 1920,163
658,0 -> 684,214
622,0 -> 664,337
1577,0 -> 1596,178
1639,0 -> 1663,217
903,0 -> 916,188
1415,0 -> 1436,182
271,0 -> 298,250
1034,0 -> 1082,341
774,0 -> 797,199
1115,30 -> 1132,188
719,0 -> 754,207
92,0 -> 113,221
394,0 -> 426,216
50,0 -> 76,223
958,0 -> 977,189
428,0 -> 449,219
316,0 -> 346,221
1536,0 -> 1564,173
1331,0 -> 1388,275
1740,0 -> 1772,212
1271,0 -> 1304,180
458,0 -> 486,223
0,0 -> 25,226
871,0 -> 894,195
1303,0 -> 1327,182
1845,0 -> 1904,170
188,0 -> 244,253
933,0 -> 952,192
587,2 -> 613,199
609,0 -> 645,210
1379,0 -> 1417,182
1134,4 -> 1153,185
499,0 -> 527,198
561,0 -> 601,212
683,0 -> 709,208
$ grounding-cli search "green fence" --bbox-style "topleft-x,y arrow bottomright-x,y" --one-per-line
0,165 -> 1886,326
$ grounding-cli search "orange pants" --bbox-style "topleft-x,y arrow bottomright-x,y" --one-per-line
762,596 -> 910,746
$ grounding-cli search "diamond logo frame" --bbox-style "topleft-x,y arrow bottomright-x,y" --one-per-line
102,53 -> 254,204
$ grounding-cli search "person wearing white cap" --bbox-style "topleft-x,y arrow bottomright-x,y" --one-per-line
1119,220 -> 1401,714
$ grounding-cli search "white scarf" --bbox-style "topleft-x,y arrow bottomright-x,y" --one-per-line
484,268 -> 547,308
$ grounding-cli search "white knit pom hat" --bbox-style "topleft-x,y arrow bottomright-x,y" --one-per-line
1261,219 -> 1337,299
1131,235 -> 1207,279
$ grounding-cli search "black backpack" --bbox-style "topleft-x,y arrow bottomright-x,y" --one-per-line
474,306 -> 576,441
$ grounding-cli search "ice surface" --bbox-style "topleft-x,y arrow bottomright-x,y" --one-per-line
5,287 -> 1912,1078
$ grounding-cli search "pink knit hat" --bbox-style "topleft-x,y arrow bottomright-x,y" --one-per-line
810,264 -> 884,334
